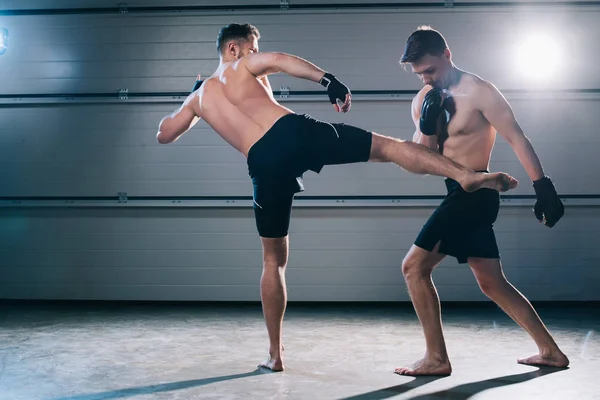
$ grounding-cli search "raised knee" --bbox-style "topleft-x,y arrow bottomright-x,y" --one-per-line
368,133 -> 388,162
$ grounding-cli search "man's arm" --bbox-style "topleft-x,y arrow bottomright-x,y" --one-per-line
411,90 -> 439,151
243,52 -> 351,112
244,52 -> 325,82
478,80 -> 564,227
477,81 -> 544,181
156,92 -> 201,144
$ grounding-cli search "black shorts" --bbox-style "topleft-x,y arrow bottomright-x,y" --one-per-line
247,113 -> 373,238
414,174 -> 501,264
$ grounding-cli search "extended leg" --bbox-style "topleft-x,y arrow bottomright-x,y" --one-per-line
469,257 -> 569,368
369,132 -> 518,193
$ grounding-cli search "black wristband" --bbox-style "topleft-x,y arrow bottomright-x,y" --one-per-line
319,72 -> 335,88
533,176 -> 554,190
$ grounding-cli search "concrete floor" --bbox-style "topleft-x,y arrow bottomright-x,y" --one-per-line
0,301 -> 598,400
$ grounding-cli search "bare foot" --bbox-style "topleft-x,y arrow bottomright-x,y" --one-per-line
395,357 -> 452,376
258,354 -> 284,372
258,345 -> 285,372
461,172 -> 519,193
518,350 -> 569,368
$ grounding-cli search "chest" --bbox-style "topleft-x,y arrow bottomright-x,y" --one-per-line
441,96 -> 487,136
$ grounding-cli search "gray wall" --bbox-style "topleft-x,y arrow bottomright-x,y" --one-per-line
1,1 -> 598,301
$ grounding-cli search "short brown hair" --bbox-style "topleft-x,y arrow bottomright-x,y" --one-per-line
216,23 -> 260,54
400,26 -> 448,64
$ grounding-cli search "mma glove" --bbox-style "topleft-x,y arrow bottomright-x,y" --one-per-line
532,176 -> 564,227
420,88 -> 445,136
191,79 -> 204,93
319,72 -> 350,106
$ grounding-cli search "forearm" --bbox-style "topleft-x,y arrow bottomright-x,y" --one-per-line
509,135 -> 545,181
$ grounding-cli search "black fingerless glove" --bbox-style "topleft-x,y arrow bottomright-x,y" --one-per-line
532,176 -> 564,227
420,88 -> 445,136
191,79 -> 204,93
319,72 -> 350,105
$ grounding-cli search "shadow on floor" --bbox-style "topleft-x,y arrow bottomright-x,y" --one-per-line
339,366 -> 566,400
48,368 -> 264,400
339,375 -> 444,400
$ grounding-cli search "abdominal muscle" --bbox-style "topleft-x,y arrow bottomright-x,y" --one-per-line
440,125 -> 497,173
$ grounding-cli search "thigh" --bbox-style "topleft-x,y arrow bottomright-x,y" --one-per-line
414,196 -> 455,254
316,122 -> 373,166
252,178 -> 296,240
460,225 -> 500,259
468,257 -> 506,287
405,242 -> 447,274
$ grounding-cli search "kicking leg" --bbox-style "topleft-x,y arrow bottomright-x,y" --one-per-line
469,257 -> 569,368
396,243 -> 453,376
369,132 -> 518,193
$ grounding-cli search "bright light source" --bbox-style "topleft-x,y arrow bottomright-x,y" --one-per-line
516,34 -> 560,80
0,28 -> 7,55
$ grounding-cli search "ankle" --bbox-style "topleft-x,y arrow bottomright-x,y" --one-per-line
269,345 -> 283,358
425,351 -> 449,363
539,345 -> 560,357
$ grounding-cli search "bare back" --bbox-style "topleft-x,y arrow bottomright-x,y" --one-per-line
190,58 -> 293,157
416,73 -> 497,171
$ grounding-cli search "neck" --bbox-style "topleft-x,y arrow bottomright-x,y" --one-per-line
446,65 -> 462,88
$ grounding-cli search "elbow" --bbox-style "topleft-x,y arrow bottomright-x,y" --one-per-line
157,127 -> 175,144
156,131 -> 170,144
505,133 -> 527,149
156,118 -> 173,144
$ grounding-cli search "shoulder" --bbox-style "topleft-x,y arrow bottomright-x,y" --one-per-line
463,72 -> 503,98
415,85 -> 435,100
459,72 -> 508,111
411,85 -> 435,116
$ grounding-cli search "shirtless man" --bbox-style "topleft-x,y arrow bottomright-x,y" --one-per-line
395,26 -> 569,376
156,23 -> 517,372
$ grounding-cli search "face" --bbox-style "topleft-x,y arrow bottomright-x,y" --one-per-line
228,34 -> 259,60
410,51 -> 452,88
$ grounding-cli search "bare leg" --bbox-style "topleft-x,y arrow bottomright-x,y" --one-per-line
258,236 -> 289,372
469,258 -> 569,368
369,133 -> 518,193
396,244 -> 453,376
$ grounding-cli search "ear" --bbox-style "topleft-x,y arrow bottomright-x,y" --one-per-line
227,41 -> 238,56
444,48 -> 452,61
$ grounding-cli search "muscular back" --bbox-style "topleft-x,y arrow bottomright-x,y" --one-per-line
414,73 -> 497,172
191,58 -> 293,157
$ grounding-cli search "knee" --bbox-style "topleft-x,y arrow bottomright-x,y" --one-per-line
476,277 -> 507,298
401,255 -> 431,280
263,254 -> 287,272
368,133 -> 389,162
263,259 -> 287,271
261,237 -> 289,271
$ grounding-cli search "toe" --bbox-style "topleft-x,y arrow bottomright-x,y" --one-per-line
395,368 -> 411,375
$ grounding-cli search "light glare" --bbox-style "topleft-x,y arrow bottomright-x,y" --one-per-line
516,34 -> 560,80
0,28 -> 7,55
